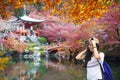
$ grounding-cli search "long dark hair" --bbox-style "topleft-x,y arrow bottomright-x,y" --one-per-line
84,39 -> 99,67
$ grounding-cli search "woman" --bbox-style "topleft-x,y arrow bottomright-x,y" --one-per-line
76,37 -> 104,80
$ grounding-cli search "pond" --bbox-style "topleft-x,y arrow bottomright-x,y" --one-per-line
0,52 -> 120,80
109,61 -> 120,80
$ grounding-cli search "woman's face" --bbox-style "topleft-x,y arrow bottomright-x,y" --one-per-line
88,42 -> 94,52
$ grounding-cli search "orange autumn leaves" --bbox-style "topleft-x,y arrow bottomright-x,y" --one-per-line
0,0 -> 113,23
3,37 -> 28,53
40,0 -> 111,24
0,0 -> 38,19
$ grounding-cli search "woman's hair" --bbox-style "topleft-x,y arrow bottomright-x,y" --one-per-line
84,38 -> 99,67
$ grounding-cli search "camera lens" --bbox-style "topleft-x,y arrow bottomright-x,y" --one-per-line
91,38 -> 93,40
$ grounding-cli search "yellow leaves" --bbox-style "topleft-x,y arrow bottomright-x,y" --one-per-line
79,4 -> 85,9
51,9 -> 56,15
51,6 -> 58,15
43,6 -> 49,10
105,0 -> 111,4
0,0 -> 113,23
27,0 -> 38,4
33,0 -> 38,3
0,0 -> 39,19
0,57 -> 9,64
40,0 -> 112,24
0,57 -> 9,71
0,51 -> 3,55
14,1 -> 22,9
98,0 -> 104,3
56,0 -> 62,5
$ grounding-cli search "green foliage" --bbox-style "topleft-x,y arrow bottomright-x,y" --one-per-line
28,43 -> 37,51
38,37 -> 47,44
28,43 -> 37,47
39,46 -> 45,51
113,0 -> 120,3
32,2 -> 43,11
13,8 -> 24,18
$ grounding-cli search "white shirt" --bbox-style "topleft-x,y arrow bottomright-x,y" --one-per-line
87,52 -> 104,80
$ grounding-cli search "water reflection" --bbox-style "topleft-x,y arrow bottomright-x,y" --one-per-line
1,49 -> 120,80
0,48 -> 43,80
1,46 -> 68,80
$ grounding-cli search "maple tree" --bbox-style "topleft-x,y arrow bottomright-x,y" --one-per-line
0,0 -> 117,24
0,0 -> 38,19
27,8 -> 105,50
96,4 -> 120,56
0,20 -> 27,53
27,8 -> 64,41
64,19 -> 106,50
39,0 -> 113,24
40,21 -> 76,42
3,37 -> 28,53
40,19 -> 106,50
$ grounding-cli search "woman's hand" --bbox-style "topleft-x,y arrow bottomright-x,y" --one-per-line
91,40 -> 97,47
91,38 -> 101,59
76,49 -> 87,60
